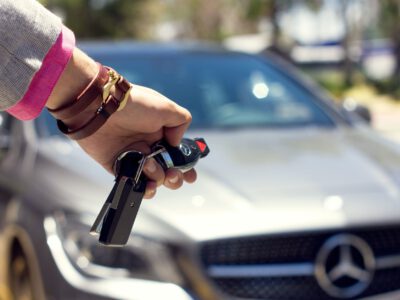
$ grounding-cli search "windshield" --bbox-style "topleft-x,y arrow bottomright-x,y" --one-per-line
38,51 -> 335,137
104,53 -> 334,128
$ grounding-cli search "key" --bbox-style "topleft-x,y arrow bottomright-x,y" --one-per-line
90,151 -> 146,246
152,138 -> 210,172
91,138 -> 210,247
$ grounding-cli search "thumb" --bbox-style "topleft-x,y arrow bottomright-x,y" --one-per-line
164,124 -> 188,147
163,107 -> 192,146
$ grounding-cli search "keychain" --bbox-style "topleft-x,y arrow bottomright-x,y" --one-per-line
90,138 -> 210,246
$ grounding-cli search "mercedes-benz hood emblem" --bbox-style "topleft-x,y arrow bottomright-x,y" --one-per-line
315,234 -> 375,298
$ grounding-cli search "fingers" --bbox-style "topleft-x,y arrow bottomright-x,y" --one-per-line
143,158 -> 164,187
122,142 -> 197,199
144,168 -> 197,199
144,181 -> 157,199
125,85 -> 192,147
163,168 -> 197,189
183,169 -> 197,183
164,168 -> 184,190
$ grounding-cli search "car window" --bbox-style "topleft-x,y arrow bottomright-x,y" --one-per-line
37,51 -> 336,137
94,52 -> 335,129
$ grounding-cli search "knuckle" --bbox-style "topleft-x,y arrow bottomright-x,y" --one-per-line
184,110 -> 192,123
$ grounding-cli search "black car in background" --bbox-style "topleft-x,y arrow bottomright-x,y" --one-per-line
0,42 -> 400,300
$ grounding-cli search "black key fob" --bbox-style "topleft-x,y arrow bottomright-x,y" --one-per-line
152,138 -> 210,172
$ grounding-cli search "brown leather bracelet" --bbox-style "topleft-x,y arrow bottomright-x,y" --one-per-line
57,76 -> 132,140
57,95 -> 118,140
48,63 -> 109,120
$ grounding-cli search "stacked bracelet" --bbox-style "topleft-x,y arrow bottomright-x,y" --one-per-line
48,63 -> 132,140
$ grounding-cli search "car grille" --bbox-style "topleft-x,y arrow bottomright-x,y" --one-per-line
200,226 -> 400,299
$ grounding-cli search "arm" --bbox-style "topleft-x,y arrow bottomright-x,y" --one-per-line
0,0 -> 196,198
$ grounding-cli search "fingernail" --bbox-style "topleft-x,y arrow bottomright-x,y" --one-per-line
146,159 -> 157,173
169,175 -> 179,184
146,189 -> 155,197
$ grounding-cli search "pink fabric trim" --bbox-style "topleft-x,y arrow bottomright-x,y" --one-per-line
7,26 -> 75,120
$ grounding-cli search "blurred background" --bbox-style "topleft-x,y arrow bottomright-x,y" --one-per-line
3,2 -> 400,300
40,0 -> 400,142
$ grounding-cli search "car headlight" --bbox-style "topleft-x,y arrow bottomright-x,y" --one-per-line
45,212 -> 184,286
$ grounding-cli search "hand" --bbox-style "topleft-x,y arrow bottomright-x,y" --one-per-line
77,85 -> 197,198
46,49 -> 197,199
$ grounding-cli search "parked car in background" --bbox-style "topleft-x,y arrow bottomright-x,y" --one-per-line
1,42 -> 400,300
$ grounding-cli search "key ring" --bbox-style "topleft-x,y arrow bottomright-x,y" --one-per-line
91,138 -> 209,246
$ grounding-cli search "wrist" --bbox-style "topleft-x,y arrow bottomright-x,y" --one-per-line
48,59 -> 132,140
46,48 -> 98,111
46,48 -> 99,128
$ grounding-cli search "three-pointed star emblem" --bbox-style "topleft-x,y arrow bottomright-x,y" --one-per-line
315,234 -> 375,298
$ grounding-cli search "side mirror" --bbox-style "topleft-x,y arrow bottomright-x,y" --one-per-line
341,98 -> 372,124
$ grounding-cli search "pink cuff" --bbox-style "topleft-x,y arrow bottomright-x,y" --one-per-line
7,26 -> 75,120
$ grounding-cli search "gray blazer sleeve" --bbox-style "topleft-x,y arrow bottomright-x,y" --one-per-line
0,0 -> 62,110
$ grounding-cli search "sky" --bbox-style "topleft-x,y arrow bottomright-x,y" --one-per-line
280,0 -> 376,45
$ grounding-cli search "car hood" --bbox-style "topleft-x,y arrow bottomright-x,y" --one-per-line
38,127 -> 400,241
145,127 -> 400,241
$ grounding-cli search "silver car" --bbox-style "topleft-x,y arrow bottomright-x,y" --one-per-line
0,42 -> 400,300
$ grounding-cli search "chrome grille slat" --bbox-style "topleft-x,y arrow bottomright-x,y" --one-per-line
208,263 -> 314,278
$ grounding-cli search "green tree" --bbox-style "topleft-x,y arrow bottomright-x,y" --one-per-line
379,0 -> 400,88
244,0 -> 282,46
40,0 -> 161,39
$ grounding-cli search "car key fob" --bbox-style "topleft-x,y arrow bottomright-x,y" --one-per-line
152,138 -> 210,172
91,137 -> 210,247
